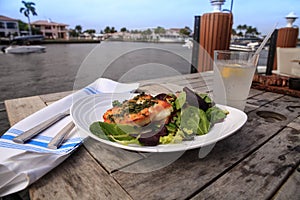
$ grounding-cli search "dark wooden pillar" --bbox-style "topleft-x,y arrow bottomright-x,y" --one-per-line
266,29 -> 278,75
197,12 -> 233,72
191,16 -> 201,73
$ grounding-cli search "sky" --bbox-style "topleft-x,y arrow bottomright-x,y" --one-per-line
0,0 -> 299,35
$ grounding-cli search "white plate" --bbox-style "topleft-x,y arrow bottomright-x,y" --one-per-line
70,93 -> 247,152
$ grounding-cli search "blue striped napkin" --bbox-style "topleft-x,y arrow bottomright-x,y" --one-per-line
0,78 -> 139,197
0,78 -> 138,154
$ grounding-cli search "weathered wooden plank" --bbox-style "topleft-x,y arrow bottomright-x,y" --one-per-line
188,79 -> 213,90
4,96 -> 46,126
271,116 -> 300,200
30,147 -> 133,200
192,126 -> 300,199
248,88 -> 264,98
245,91 -> 283,113
139,77 -> 202,88
139,72 -> 211,86
139,78 -> 212,96
138,72 -> 214,97
39,90 -> 73,103
83,138 -> 145,173
0,110 -> 10,136
272,163 -> 300,200
288,116 -> 300,130
111,94 -> 300,200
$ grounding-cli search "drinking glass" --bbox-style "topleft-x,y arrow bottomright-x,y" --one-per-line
213,50 -> 259,111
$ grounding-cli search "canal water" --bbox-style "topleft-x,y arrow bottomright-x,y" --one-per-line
0,41 -> 195,102
0,41 -> 195,134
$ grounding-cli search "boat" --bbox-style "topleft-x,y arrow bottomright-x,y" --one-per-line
13,35 -> 44,42
3,45 -> 46,54
158,34 -> 185,43
2,35 -> 46,54
182,38 -> 193,49
230,36 -> 262,52
229,42 -> 259,52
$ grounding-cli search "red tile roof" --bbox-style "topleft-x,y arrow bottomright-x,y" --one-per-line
32,20 -> 68,26
0,15 -> 18,21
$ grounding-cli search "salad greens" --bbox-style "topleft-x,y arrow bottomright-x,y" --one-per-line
89,88 -> 228,146
90,122 -> 140,145
180,106 -> 210,135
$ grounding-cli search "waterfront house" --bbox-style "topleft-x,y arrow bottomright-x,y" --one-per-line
79,32 -> 92,39
109,28 -> 186,42
31,20 -> 68,39
158,28 -> 185,42
0,15 -> 19,37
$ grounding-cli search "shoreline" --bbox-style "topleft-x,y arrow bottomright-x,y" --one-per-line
1,37 -> 299,46
0,38 -> 186,45
43,39 -> 101,44
0,38 -> 101,45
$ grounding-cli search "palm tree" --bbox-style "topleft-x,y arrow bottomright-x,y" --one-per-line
120,27 -> 127,32
110,27 -> 116,33
19,1 -> 37,35
75,25 -> 82,35
245,26 -> 254,37
245,26 -> 260,37
236,25 -> 243,37
242,24 -> 247,30
104,26 -> 111,34
236,25 -> 242,32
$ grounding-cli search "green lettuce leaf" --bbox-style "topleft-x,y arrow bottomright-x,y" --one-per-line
180,106 -> 210,135
174,91 -> 186,110
206,106 -> 228,125
89,121 -> 139,145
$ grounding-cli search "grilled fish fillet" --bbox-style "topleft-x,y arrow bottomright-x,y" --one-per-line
103,93 -> 173,126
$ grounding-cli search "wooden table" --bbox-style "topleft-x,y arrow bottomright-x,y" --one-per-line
4,72 -> 300,200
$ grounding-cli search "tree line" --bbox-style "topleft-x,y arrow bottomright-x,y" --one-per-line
68,25 -> 192,37
232,24 -> 260,37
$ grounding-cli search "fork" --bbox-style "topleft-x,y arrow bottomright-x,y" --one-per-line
13,110 -> 70,144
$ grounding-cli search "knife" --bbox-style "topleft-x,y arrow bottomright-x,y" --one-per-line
13,110 -> 70,144
47,122 -> 75,149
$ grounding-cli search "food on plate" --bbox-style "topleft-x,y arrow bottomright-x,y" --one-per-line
90,87 -> 228,146
103,93 -> 173,126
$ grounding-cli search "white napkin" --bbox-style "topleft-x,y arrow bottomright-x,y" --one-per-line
0,78 -> 139,197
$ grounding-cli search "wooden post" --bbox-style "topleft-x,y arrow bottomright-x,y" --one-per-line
273,27 -> 299,70
197,12 -> 233,72
266,29 -> 278,75
191,16 -> 201,73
